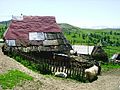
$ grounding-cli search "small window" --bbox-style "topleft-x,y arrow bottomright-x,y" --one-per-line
29,32 -> 45,40
37,32 -> 45,40
6,40 -> 16,46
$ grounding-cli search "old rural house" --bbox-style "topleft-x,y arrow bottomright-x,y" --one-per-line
72,45 -> 108,62
3,15 -> 72,54
2,16 -> 91,78
1,16 -> 99,79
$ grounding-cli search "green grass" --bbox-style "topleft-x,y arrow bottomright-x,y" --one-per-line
0,24 -> 7,38
101,63 -> 120,72
0,70 -> 33,89
103,46 -> 120,58
59,23 -> 120,58
64,29 -> 120,46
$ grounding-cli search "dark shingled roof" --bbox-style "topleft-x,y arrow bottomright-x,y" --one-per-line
3,16 -> 72,52
4,16 -> 61,40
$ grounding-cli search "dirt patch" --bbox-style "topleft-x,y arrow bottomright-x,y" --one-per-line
0,48 -> 120,90
13,79 -> 43,90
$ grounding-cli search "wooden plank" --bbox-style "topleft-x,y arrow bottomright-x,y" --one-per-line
61,61 -> 64,72
43,40 -> 59,46
58,60 -> 61,72
53,61 -> 56,72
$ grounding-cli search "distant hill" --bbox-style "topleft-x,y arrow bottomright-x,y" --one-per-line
58,23 -> 120,58
58,23 -> 81,32
58,23 -> 120,31
0,20 -> 10,25
58,23 -> 120,46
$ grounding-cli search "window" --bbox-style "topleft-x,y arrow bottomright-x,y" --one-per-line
29,32 -> 45,40
6,40 -> 16,46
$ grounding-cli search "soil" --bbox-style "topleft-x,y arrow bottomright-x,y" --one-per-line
0,48 -> 120,90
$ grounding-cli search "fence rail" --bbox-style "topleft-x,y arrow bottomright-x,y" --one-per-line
5,47 -> 91,80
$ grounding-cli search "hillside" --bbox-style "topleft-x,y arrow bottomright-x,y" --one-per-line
59,23 -> 120,46
0,20 -> 10,25
58,23 -> 81,32
58,23 -> 120,57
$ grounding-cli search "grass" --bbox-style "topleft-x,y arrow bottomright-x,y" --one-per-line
59,23 -> 120,54
103,46 -> 120,58
101,63 -> 120,72
0,70 -> 33,89
64,28 -> 120,58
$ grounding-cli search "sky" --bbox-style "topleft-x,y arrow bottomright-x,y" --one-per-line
0,0 -> 120,28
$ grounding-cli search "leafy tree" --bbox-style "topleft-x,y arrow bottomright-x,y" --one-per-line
110,31 -> 113,35
82,34 -> 85,39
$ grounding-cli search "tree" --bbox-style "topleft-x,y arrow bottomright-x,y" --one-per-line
110,31 -> 113,35
82,34 -> 85,39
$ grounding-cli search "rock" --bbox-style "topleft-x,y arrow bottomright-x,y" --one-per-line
55,72 -> 67,78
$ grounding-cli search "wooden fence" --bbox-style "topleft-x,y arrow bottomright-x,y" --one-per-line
6,48 -> 91,80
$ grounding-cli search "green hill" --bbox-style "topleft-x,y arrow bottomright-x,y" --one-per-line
59,23 -> 120,46
58,23 -> 120,57
58,23 -> 81,32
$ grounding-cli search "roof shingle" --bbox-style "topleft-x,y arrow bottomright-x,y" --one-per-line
4,16 -> 61,40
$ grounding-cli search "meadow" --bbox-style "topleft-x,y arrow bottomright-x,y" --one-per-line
59,23 -> 120,58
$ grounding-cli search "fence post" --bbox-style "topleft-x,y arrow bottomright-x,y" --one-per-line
58,60 -> 61,72
53,60 -> 55,72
